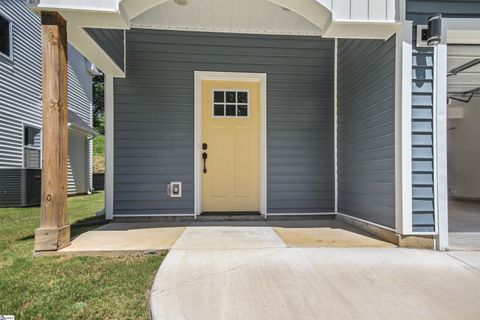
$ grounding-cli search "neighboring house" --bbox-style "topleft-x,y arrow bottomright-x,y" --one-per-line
27,0 -> 480,250
0,0 -> 97,207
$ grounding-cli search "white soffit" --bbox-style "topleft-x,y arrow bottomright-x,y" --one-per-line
447,45 -> 480,95
130,0 -> 322,36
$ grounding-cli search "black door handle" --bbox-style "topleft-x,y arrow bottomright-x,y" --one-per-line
202,152 -> 208,174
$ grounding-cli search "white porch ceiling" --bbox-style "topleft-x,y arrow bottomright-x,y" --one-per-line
130,0 -> 322,35
448,45 -> 480,97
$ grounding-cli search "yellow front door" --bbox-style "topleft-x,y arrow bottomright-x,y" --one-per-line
201,80 -> 260,212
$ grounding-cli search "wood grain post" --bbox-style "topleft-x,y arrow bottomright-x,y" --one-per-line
34,11 -> 70,251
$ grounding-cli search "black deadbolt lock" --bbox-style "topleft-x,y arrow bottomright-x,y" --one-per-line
202,143 -> 208,150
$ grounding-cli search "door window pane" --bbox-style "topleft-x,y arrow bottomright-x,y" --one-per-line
214,104 -> 225,116
237,91 -> 248,103
226,105 -> 236,116
237,105 -> 248,117
226,91 -> 236,103
214,91 -> 224,103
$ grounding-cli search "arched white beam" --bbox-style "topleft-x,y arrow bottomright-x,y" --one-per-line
121,0 -> 332,32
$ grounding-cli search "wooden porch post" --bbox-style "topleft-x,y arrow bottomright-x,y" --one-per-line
34,11 -> 70,251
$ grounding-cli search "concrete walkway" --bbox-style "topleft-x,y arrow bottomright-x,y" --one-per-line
151,222 -> 480,320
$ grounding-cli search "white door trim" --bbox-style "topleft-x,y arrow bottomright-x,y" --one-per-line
194,71 -> 267,218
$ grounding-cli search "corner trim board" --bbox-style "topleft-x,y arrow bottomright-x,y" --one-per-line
394,22 -> 413,234
105,75 -> 114,220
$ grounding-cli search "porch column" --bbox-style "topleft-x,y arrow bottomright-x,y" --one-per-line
34,11 -> 70,251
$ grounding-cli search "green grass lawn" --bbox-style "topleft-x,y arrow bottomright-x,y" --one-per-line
0,192 -> 164,319
93,135 -> 104,157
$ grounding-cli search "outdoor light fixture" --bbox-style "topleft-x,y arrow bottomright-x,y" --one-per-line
427,14 -> 442,46
174,0 -> 189,6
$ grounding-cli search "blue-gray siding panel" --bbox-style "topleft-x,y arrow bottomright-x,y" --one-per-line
410,47 -> 435,232
114,29 -> 335,216
337,36 -> 396,229
85,28 -> 125,72
406,0 -> 480,24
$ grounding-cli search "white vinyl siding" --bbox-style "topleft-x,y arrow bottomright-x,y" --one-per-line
68,131 -> 88,194
0,0 -> 93,194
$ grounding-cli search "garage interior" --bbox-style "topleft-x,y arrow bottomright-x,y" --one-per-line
447,44 -> 480,250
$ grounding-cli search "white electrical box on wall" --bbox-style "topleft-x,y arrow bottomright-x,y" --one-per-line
167,182 -> 182,198
416,25 -> 429,47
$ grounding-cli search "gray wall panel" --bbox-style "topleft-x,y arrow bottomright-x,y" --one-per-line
114,29 -> 335,216
337,36 -> 396,229
85,28 -> 125,71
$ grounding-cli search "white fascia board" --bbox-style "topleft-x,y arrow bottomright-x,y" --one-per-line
66,24 -> 125,78
28,0 -> 128,78
394,21 -> 413,234
68,123 -> 97,137
27,0 -> 120,13
323,21 -> 399,40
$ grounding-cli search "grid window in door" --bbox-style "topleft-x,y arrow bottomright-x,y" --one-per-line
213,90 -> 249,117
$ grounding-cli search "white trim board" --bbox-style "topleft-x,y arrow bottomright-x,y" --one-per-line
267,212 -> 336,216
394,22 -> 413,235
105,75 -> 115,220
194,71 -> 267,218
334,38 -> 338,213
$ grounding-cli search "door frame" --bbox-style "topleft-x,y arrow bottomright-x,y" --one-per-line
194,71 -> 267,218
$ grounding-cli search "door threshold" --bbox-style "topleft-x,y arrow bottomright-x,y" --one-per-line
197,212 -> 263,221
201,212 -> 261,216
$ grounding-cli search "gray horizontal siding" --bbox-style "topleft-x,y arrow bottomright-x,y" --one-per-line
0,169 -> 22,206
411,46 -> 436,232
114,29 -> 335,216
337,36 -> 396,229
0,0 -> 93,199
85,28 -> 125,72
0,0 -> 42,168
0,168 -> 41,207
406,0 -> 480,24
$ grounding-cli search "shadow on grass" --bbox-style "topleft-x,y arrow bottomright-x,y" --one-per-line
16,215 -> 108,242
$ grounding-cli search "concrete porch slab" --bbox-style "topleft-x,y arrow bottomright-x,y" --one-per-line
172,221 -> 286,250
47,217 -> 401,256
270,219 -> 396,248
57,222 -> 188,255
